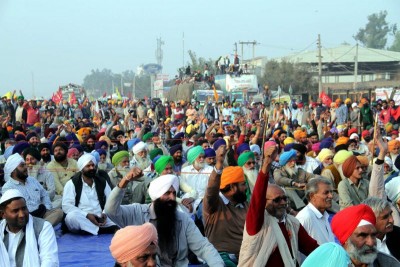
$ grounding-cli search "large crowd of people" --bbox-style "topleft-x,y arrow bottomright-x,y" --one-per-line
1,87 -> 400,267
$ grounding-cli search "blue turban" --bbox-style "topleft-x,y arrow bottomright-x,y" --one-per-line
90,150 -> 100,164
284,143 -> 295,151
204,148 -> 216,158
187,146 -> 205,164
12,142 -> 30,155
320,138 -> 334,150
95,140 -> 108,150
213,139 -> 226,151
237,143 -> 250,156
96,149 -> 107,157
174,132 -> 184,140
4,146 -> 14,160
279,150 -> 297,166
169,144 -> 182,156
152,155 -> 162,165
302,242 -> 350,267
127,138 -> 141,151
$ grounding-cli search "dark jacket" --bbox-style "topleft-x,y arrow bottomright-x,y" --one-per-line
386,225 -> 400,262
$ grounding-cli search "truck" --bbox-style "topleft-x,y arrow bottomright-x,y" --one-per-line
214,74 -> 259,103
192,89 -> 224,106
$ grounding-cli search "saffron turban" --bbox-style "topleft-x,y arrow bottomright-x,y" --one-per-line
204,148 -> 216,158
4,154 -> 24,178
154,155 -> 174,175
238,151 -> 255,167
213,139 -> 226,151
0,189 -> 24,206
77,153 -> 96,171
336,137 -> 349,146
132,141 -> 147,154
333,150 -> 353,165
388,140 -> 400,153
77,127 -> 90,137
317,148 -> 334,162
187,146 -> 205,164
331,204 -> 376,245
283,137 -> 294,145
272,130 -> 281,139
237,143 -> 250,156
279,150 -> 297,166
220,166 -> 245,189
112,151 -> 129,166
149,148 -> 163,161
142,132 -> 153,142
342,155 -> 360,178
169,144 -> 182,156
356,156 -> 369,167
293,130 -> 303,140
302,242 -> 350,267
109,223 -> 158,264
148,175 -> 179,200
250,144 -> 261,155
67,148 -> 79,158
385,177 -> 400,204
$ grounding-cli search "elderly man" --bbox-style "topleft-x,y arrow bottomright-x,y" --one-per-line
274,149 -> 315,210
181,145 -> 213,212
2,154 -> 63,227
47,142 -> 79,196
363,197 -> 400,261
331,204 -> 400,266
238,146 -> 319,266
130,141 -> 151,171
62,154 -> 117,235
237,151 -> 258,197
0,189 -> 59,267
110,223 -> 158,267
108,150 -> 133,204
296,178 -> 335,244
105,171 -> 224,267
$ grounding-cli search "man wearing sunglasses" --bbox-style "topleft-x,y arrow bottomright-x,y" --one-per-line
239,145 -> 318,267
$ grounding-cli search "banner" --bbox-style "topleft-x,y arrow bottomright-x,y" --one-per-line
154,80 -> 163,91
69,92 -> 77,105
319,91 -> 332,107
225,74 -> 258,92
375,87 -> 400,105
52,89 -> 63,104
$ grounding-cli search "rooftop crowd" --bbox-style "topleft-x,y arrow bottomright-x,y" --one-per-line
1,86 -> 400,267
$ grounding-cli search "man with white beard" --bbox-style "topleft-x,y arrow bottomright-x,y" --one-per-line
130,141 -> 151,170
237,151 -> 258,196
109,150 -> 135,204
22,147 -> 59,208
331,204 -> 400,266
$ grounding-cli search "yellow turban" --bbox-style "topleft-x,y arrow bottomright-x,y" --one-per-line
333,150 -> 353,165
385,123 -> 393,134
317,148 -> 334,162
345,98 -> 351,104
109,223 -> 158,264
388,140 -> 400,153
356,156 -> 369,166
283,137 -> 295,145
220,166 -> 244,189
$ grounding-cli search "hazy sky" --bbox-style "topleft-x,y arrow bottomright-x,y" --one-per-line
1,0 -> 399,98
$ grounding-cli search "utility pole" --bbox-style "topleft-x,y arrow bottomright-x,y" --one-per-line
155,37 -> 164,66
239,40 -> 257,66
317,34 -> 323,96
182,32 -> 185,68
233,42 -> 237,55
31,71 -> 35,99
353,43 -> 359,91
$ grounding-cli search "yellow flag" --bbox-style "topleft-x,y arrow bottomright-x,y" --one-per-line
116,87 -> 122,100
3,91 -> 12,99
212,85 -> 219,102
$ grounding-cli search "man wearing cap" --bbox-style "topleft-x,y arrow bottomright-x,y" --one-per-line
130,141 -> 151,171
2,154 -> 63,226
239,146 -> 319,266
0,189 -> 59,267
105,171 -> 224,266
110,223 -> 159,267
331,204 -> 400,266
62,154 -> 118,235
47,142 -> 79,197
181,145 -> 213,212
108,150 -> 133,204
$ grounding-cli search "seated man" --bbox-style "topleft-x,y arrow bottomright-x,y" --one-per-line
62,154 -> 118,235
105,170 -> 224,266
2,154 -> 63,227
0,189 -> 59,267
108,150 -> 133,204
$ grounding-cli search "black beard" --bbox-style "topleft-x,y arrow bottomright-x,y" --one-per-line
154,198 -> 177,250
174,156 -> 182,162
15,168 -> 28,180
82,169 -> 96,178
42,154 -> 51,162
232,190 -> 247,204
54,153 -> 67,162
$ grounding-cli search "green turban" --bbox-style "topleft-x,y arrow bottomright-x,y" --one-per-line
17,95 -> 24,100
155,155 -> 174,174
238,151 -> 255,167
142,132 -> 153,142
187,145 -> 205,164
112,150 -> 129,166
149,148 -> 163,161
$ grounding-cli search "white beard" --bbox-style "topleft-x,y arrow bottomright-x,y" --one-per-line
98,162 -> 108,171
284,165 -> 298,177
243,168 -> 258,193
116,166 -> 130,177
193,161 -> 205,170
134,154 -> 151,170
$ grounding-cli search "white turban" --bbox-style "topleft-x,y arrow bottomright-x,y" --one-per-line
148,175 -> 179,201
0,189 -> 24,205
4,153 -> 24,177
349,133 -> 359,140
250,144 -> 261,155
132,141 -> 147,154
385,156 -> 393,169
385,177 -> 400,203
77,153 -> 96,171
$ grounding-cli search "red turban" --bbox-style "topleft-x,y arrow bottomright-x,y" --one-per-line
361,130 -> 370,139
220,166 -> 244,189
331,204 -> 376,245
342,155 -> 360,178
347,128 -> 357,137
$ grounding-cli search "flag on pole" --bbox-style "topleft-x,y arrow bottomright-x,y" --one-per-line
212,85 -> 219,102
116,87 -> 122,100
95,100 -> 100,113
319,91 -> 332,107
69,92 -> 77,105
3,91 -> 12,99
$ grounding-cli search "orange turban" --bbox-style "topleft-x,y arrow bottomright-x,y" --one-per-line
342,155 -> 360,178
336,137 -> 349,146
335,98 -> 342,104
356,156 -> 369,167
272,130 -> 281,139
109,223 -> 158,264
388,140 -> 400,153
220,166 -> 244,189
361,98 -> 368,105
293,130 -> 304,140
77,127 -> 91,137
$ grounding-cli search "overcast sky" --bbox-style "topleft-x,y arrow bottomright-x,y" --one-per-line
1,0 -> 399,98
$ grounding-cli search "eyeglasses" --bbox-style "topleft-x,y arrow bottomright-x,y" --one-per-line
246,161 -> 255,166
267,196 -> 288,203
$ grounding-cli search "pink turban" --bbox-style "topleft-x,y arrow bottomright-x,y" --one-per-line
67,148 -> 79,159
109,223 -> 158,264
264,140 -> 277,150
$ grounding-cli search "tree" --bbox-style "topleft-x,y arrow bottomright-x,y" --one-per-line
389,31 -> 400,52
187,50 -> 217,75
354,11 -> 396,49
258,59 -> 317,95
